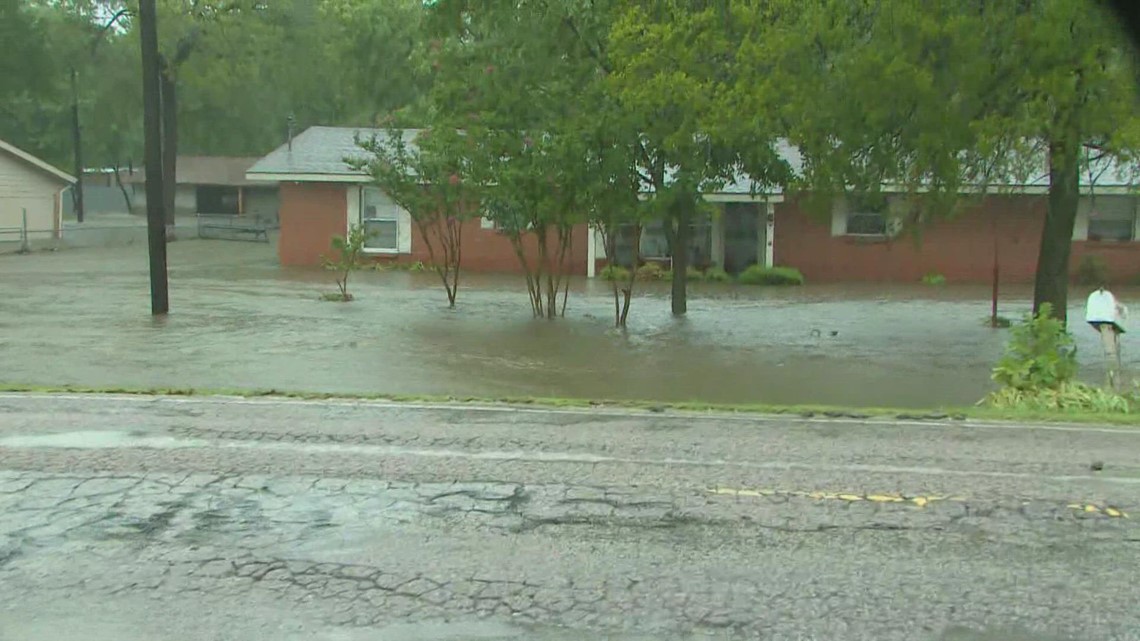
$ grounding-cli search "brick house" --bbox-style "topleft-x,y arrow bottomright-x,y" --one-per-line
248,126 -> 1140,283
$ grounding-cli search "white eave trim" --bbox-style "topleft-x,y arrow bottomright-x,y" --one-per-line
704,193 -> 786,203
0,139 -> 76,185
244,172 -> 371,183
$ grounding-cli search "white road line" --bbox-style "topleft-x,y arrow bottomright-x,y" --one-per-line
2,428 -> 1139,487
1,391 -> 1138,436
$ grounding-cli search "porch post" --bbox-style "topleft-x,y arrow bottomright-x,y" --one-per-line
710,209 -> 725,269
764,201 -> 775,268
587,224 -> 597,278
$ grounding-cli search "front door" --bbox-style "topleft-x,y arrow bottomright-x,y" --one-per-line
723,202 -> 762,275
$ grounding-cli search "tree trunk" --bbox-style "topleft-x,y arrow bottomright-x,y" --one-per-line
669,196 -> 692,316
1032,138 -> 1080,323
159,60 -> 178,237
113,162 -> 133,213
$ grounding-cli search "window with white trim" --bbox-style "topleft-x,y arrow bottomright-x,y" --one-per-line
1086,196 -> 1136,242
845,210 -> 888,236
360,187 -> 400,251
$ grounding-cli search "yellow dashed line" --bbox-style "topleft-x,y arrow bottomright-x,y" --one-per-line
712,488 -> 1127,517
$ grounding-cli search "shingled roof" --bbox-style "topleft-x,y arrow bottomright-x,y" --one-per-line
246,127 -> 416,182
246,126 -> 1140,195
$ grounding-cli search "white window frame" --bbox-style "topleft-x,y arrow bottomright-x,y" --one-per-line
357,186 -> 406,254
832,195 -> 901,238
1085,195 -> 1137,243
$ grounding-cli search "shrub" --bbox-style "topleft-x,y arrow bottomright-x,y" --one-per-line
600,264 -> 631,281
703,267 -> 731,283
986,382 -> 1134,413
1074,255 -> 1109,286
737,265 -> 805,286
635,262 -> 667,281
686,266 -> 704,281
408,261 -> 427,272
922,272 -> 946,286
322,224 -> 367,302
991,303 -> 1077,392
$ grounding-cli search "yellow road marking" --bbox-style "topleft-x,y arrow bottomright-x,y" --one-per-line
712,488 -> 1127,517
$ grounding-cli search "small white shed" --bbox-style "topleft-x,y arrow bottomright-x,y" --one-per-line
0,139 -> 75,245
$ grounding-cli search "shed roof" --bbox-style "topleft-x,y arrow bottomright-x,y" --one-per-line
0,139 -> 76,186
120,156 -> 271,187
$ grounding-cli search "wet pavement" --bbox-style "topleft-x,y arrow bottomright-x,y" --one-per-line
0,240 -> 1137,408
1,393 -> 1138,640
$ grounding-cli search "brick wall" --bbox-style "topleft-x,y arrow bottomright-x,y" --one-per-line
278,182 -> 346,266
774,195 -> 1140,284
369,218 -> 590,275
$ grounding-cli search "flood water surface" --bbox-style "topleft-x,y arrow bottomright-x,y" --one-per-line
1,240 -> 1134,408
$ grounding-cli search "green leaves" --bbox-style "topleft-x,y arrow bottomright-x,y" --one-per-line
992,303 -> 1078,392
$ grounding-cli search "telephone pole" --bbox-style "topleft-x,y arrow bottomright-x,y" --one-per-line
139,0 -> 169,315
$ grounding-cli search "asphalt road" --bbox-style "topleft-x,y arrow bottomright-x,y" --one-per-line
0,394 -> 1138,641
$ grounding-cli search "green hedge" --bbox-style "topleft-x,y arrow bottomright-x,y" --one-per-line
737,265 -> 805,286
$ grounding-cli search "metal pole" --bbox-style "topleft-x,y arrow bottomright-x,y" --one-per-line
139,0 -> 169,315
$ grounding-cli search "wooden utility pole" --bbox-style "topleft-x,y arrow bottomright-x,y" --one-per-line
139,0 -> 169,315
70,68 -> 85,224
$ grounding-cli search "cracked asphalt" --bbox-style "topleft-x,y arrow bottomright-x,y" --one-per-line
0,394 -> 1138,640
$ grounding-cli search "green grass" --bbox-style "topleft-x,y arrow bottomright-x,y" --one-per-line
737,265 -> 805,286
2,382 -> 1138,426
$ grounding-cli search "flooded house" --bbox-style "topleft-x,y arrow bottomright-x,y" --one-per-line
247,126 -> 1140,283
123,156 -> 279,223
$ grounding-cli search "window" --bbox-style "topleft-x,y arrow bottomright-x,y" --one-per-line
196,186 -> 240,215
845,211 -> 887,236
360,187 -> 400,251
1087,197 -> 1136,242
363,219 -> 398,250
615,215 -> 711,263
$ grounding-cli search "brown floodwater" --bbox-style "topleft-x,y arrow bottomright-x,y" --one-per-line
1,240 -> 1135,408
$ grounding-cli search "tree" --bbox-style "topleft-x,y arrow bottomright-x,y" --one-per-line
732,0 -> 1140,323
606,0 -> 793,316
423,0 -> 623,318
354,127 -> 476,307
323,224 -> 368,302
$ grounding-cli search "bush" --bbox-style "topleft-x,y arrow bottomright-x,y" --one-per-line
1074,255 -> 1109,286
737,265 -> 805,286
922,272 -> 946,286
703,267 -> 731,283
600,264 -> 630,281
991,303 -> 1077,392
686,266 -> 704,281
635,262 -> 668,281
986,382 -> 1134,413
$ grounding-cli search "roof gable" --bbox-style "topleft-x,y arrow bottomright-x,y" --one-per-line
0,139 -> 76,185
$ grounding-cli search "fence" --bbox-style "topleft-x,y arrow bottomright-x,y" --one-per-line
0,210 -> 32,253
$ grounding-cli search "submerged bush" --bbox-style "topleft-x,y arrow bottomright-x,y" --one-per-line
922,272 -> 946,286
635,262 -> 668,281
600,264 -> 631,281
737,265 -> 804,286
703,267 -> 731,283
1074,255 -> 1109,286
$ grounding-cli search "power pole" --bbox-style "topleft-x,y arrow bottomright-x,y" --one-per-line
139,0 -> 169,315
70,68 -> 85,224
